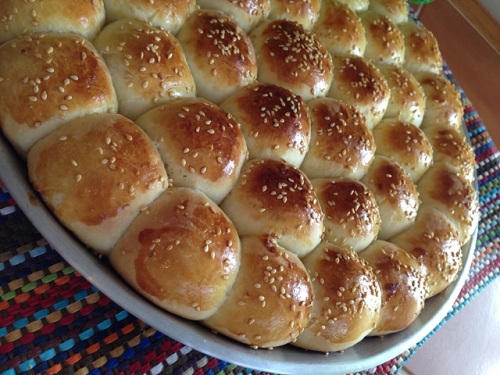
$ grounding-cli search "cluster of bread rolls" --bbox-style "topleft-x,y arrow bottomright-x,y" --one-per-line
0,0 -> 479,352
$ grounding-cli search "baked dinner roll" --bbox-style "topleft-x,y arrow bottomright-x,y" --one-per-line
93,18 -> 196,120
27,113 -> 168,254
0,33 -> 117,157
418,162 -> 479,245
220,83 -> 311,168
294,243 -> 381,352
314,0 -> 366,57
328,54 -> 390,129
220,159 -> 324,258
377,64 -> 426,127
110,187 -> 241,320
197,0 -> 271,32
250,19 -> 333,101
368,0 -> 409,25
360,11 -> 405,66
176,10 -> 257,104
399,22 -> 443,75
414,71 -> 464,130
361,156 -> 420,240
301,98 -> 376,180
423,124 -> 476,183
103,0 -> 196,34
0,0 -> 105,44
204,235 -> 313,348
312,178 -> 381,252
135,97 -> 247,204
359,240 -> 426,336
335,0 -> 369,12
268,0 -> 321,31
373,119 -> 433,182
392,206 -> 462,298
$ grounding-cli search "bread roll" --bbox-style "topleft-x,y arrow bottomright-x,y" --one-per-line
301,98 -> 376,180
110,187 -> 241,320
135,97 -> 248,204
314,0 -> 366,57
0,33 -> 117,157
423,124 -> 476,183
372,119 -> 433,182
328,55 -> 390,129
399,22 -> 442,75
414,71 -> 464,130
361,156 -> 420,240
360,11 -> 405,66
359,240 -> 426,336
368,0 -> 409,25
312,178 -> 381,252
268,0 -> 321,30
0,0 -> 105,43
250,19 -> 333,101
176,10 -> 257,104
418,162 -> 479,245
220,82 -> 311,167
27,113 -> 168,254
197,0 -> 271,32
103,0 -> 196,34
377,64 -> 426,127
294,243 -> 381,352
391,206 -> 462,298
220,159 -> 324,258
335,0 -> 369,12
204,235 -> 313,348
93,18 -> 196,120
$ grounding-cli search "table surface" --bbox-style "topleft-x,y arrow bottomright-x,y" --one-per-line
1,30 -> 500,375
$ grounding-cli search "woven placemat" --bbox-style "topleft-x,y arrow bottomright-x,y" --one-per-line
1,63 -> 499,375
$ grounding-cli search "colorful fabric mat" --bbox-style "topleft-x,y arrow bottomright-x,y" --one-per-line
1,63 -> 499,375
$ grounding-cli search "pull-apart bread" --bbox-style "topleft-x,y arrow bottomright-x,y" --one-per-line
0,0 -> 478,353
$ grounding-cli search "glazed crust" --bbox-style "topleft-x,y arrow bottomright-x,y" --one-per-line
27,113 -> 168,254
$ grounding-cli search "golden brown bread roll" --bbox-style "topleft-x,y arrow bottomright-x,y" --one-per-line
27,113 -> 168,254
220,82 -> 311,167
135,97 -> 248,204
268,0 -> 321,30
314,0 -> 366,58
328,54 -> 390,129
220,159 -> 324,258
377,64 -> 426,127
0,33 -> 117,157
399,21 -> 443,75
335,0 -> 370,12
110,187 -> 241,320
361,156 -> 420,240
391,206 -> 462,298
368,0 -> 409,25
360,11 -> 405,66
103,0 -> 196,34
250,19 -> 334,101
415,71 -> 464,130
93,18 -> 196,120
418,162 -> 479,245
0,0 -> 105,43
176,10 -> 258,104
294,242 -> 381,352
359,240 -> 427,336
312,178 -> 381,252
423,124 -> 476,183
301,97 -> 376,180
204,235 -> 313,348
197,0 -> 271,32
372,118 -> 433,182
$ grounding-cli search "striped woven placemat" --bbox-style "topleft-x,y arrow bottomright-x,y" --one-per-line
1,64 -> 499,375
